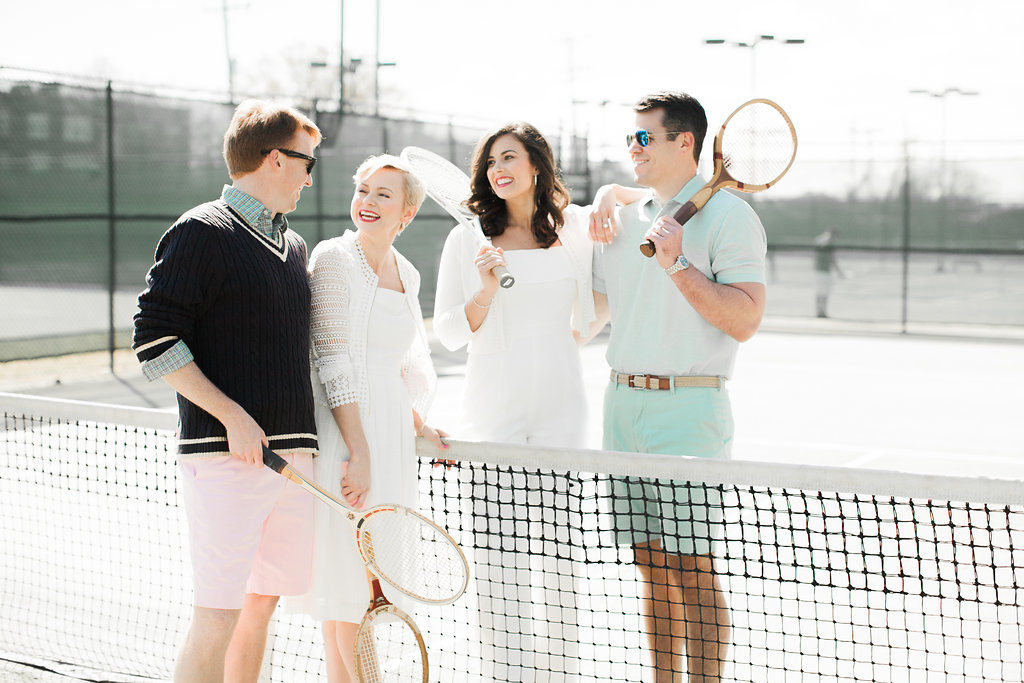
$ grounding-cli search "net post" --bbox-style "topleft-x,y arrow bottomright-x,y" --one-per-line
448,115 -> 457,163
312,98 -> 324,245
901,140 -> 911,334
106,80 -> 116,372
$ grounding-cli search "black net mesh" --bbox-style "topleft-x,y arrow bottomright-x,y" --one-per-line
2,400 -> 1023,682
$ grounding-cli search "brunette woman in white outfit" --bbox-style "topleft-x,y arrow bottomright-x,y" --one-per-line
433,123 -> 644,681
286,155 -> 447,683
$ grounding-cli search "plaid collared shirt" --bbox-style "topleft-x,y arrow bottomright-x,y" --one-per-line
221,185 -> 288,241
139,188 -> 289,380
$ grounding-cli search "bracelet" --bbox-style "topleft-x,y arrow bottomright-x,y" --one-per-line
471,293 -> 492,309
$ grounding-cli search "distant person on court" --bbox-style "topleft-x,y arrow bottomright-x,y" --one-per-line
283,154 -> 446,683
813,227 -> 843,318
432,122 -> 644,680
591,91 -> 767,682
133,100 -> 321,683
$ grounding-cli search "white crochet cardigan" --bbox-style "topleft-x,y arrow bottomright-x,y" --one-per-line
432,204 -> 596,354
308,230 -> 436,420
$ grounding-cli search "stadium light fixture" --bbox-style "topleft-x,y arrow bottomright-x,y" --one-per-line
910,88 -> 979,98
703,35 -> 806,95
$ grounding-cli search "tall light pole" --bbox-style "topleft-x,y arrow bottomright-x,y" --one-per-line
339,0 -> 345,113
374,0 -> 381,115
908,88 -> 979,193
908,87 -> 978,268
310,61 -> 328,104
704,35 -> 805,96
221,0 -> 236,102
372,0 -> 397,116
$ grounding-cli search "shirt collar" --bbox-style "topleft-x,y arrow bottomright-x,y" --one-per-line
636,175 -> 705,221
221,185 -> 288,240
641,174 -> 708,209
670,174 -> 707,206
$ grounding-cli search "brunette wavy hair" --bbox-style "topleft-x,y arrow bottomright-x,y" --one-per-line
466,123 -> 570,248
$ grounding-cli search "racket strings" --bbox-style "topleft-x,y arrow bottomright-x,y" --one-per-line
401,152 -> 474,216
720,103 -> 797,186
360,511 -> 468,604
356,611 -> 426,682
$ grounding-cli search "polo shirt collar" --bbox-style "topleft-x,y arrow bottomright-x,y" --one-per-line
640,174 -> 708,216
634,174 -> 708,222
670,174 -> 708,207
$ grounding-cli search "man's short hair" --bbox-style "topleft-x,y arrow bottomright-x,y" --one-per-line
634,91 -> 707,164
223,100 -> 322,178
353,154 -> 426,210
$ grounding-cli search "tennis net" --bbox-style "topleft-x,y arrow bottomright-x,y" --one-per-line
2,392 -> 1022,682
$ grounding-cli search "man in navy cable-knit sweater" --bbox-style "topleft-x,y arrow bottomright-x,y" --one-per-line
134,99 -> 321,682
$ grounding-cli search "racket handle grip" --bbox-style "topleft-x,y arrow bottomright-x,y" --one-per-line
673,200 -> 700,225
262,445 -> 288,473
494,264 -> 515,288
638,200 -> 701,258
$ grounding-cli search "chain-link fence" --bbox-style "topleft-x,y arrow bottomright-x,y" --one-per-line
752,152 -> 1024,328
1,73 -> 1023,361
0,75 -> 589,361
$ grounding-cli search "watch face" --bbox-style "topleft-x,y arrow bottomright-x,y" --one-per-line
666,254 -> 689,274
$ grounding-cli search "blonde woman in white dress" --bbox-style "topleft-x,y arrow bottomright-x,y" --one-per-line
433,122 -> 645,681
288,155 -> 447,683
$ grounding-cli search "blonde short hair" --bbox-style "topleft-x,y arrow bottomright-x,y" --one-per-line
352,155 -> 426,211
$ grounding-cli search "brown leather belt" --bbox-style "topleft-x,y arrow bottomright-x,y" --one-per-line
610,370 -> 722,390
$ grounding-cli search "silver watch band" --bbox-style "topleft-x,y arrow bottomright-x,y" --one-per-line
665,254 -> 689,275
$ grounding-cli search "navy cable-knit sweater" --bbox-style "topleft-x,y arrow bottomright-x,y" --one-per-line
133,200 -> 318,457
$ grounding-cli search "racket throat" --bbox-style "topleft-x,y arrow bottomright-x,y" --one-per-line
369,577 -> 387,604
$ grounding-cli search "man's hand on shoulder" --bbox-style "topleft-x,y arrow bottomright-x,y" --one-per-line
588,185 -> 622,244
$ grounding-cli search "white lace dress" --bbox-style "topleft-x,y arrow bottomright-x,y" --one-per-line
284,232 -> 434,623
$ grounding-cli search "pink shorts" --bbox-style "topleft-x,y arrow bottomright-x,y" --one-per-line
179,452 -> 315,610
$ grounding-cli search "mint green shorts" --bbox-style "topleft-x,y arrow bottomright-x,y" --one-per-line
603,380 -> 733,555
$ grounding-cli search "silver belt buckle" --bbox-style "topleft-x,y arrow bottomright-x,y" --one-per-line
631,374 -> 648,389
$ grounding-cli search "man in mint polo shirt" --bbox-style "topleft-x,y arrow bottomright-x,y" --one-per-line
592,91 -> 767,682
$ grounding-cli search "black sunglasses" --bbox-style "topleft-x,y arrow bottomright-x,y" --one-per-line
263,148 -> 317,174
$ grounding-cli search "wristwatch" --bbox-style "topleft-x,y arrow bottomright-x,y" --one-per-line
664,253 -> 690,275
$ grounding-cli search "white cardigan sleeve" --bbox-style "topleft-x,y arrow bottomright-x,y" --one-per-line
401,332 -> 436,419
397,257 -> 437,419
432,226 -> 477,351
308,243 -> 358,408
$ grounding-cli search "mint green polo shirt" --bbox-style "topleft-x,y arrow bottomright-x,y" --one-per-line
593,174 -> 767,380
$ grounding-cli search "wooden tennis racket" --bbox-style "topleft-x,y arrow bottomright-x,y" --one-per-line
400,145 -> 515,288
354,578 -> 428,683
261,446 -> 469,605
640,98 -> 797,257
